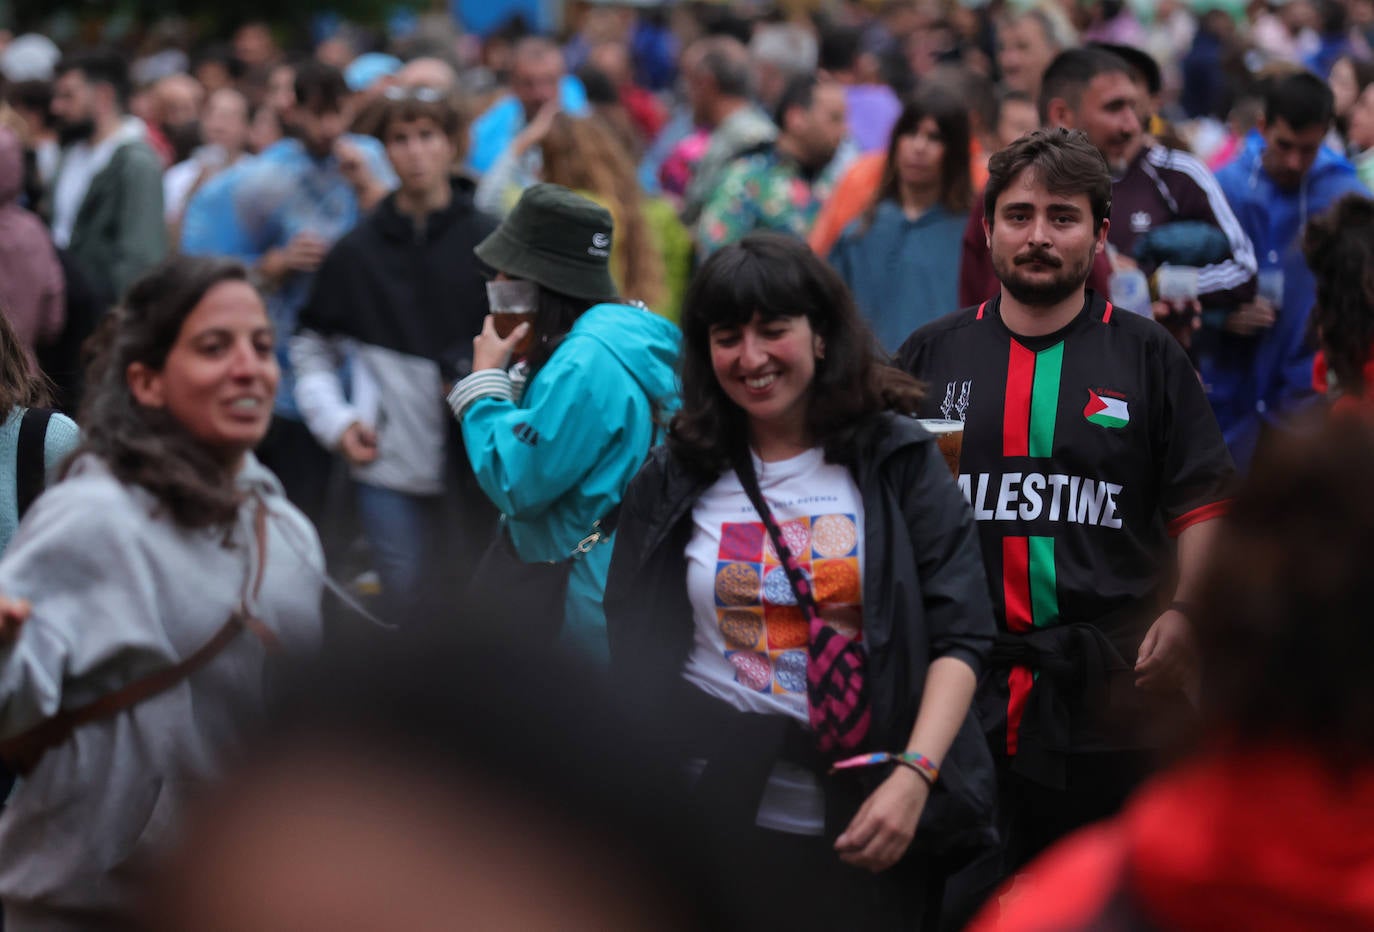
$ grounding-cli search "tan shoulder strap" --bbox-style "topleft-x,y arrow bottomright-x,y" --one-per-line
0,498 -> 278,775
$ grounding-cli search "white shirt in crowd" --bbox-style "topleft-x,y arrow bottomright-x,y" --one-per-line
684,446 -> 866,836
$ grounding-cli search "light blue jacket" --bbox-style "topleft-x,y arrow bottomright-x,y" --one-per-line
0,408 -> 79,554
460,303 -> 681,662
466,77 -> 588,175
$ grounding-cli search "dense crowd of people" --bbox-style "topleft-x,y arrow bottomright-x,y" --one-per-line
0,0 -> 1370,928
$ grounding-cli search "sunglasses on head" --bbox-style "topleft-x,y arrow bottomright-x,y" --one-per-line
383,85 -> 447,103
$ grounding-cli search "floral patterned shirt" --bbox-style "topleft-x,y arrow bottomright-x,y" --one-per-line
696,147 -> 843,256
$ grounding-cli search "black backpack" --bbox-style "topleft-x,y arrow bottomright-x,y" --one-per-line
16,407 -> 53,520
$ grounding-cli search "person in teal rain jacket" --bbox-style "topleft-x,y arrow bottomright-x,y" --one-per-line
447,184 -> 680,662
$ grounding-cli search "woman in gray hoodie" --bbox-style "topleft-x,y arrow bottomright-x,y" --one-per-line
0,256 -> 324,929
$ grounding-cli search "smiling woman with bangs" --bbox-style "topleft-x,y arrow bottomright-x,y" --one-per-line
604,233 -> 997,930
0,256 -> 324,930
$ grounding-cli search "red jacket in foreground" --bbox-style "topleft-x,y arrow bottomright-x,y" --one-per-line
971,747 -> 1374,932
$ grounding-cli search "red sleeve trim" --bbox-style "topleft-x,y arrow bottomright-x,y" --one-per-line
1102,300 -> 1114,323
1168,499 -> 1231,537
976,300 -> 988,320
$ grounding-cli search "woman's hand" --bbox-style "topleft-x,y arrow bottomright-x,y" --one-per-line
472,314 -> 531,372
834,766 -> 930,873
0,596 -> 30,643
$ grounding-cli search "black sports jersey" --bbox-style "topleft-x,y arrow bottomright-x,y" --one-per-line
897,292 -> 1235,758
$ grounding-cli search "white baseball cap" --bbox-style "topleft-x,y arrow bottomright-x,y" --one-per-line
1,34 -> 61,83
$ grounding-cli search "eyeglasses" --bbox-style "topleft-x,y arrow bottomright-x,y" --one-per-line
383,85 -> 448,103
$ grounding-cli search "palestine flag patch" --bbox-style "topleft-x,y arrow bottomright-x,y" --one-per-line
1084,389 -> 1129,428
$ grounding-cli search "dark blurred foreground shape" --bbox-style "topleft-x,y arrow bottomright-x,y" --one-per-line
142,627 -> 756,932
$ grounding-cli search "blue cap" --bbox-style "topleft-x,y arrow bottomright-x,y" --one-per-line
345,53 -> 402,92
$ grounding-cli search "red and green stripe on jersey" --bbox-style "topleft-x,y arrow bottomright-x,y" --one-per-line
974,299 -> 1121,755
1000,325 -> 1067,754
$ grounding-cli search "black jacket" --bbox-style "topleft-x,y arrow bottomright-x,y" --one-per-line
293,178 -> 500,596
299,177 -> 497,371
606,412 -> 995,756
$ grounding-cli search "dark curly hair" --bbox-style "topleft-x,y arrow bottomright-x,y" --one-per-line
669,233 -> 923,475
0,311 -> 51,422
1304,193 -> 1374,396
1196,416 -> 1374,765
66,256 -> 258,531
984,127 -> 1113,233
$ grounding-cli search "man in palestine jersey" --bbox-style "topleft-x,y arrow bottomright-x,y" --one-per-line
897,128 -> 1234,913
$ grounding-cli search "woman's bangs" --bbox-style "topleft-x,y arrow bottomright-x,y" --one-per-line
686,245 -> 816,339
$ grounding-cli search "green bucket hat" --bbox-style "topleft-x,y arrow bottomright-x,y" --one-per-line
474,183 -> 619,301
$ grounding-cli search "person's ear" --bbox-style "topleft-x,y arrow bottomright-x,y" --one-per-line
1047,97 -> 1075,130
814,333 -> 826,361
983,214 -> 993,249
127,361 -> 166,409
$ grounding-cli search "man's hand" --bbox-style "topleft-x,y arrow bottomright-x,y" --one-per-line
335,139 -> 374,192
338,422 -> 379,466
512,99 -> 560,157
1152,298 -> 1202,349
335,139 -> 388,210
1135,608 -> 1198,693
834,767 -> 930,873
0,596 -> 30,643
1223,299 -> 1277,336
472,314 -> 531,373
261,231 -> 328,282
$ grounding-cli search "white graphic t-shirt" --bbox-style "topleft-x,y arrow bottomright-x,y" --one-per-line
683,447 -> 865,835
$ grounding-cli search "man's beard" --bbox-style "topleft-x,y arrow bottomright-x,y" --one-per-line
164,120 -> 201,164
57,118 -> 95,146
993,247 -> 1093,307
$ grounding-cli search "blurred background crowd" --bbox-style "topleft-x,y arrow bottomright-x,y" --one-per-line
0,1 -> 1371,928
0,0 -> 1371,465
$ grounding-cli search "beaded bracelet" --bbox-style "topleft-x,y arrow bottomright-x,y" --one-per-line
831,751 -> 940,786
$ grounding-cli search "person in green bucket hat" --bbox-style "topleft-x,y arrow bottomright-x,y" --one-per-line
447,183 -> 682,663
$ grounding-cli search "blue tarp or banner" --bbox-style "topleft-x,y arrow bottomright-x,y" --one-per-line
452,0 -> 554,36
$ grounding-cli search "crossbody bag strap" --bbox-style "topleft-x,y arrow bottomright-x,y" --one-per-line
731,450 -> 820,620
0,498 -> 279,775
16,408 -> 53,519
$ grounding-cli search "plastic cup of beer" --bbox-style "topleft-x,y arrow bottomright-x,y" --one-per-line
918,419 -> 964,476
486,280 -> 539,356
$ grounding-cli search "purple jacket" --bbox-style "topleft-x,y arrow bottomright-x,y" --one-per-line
0,128 -> 63,369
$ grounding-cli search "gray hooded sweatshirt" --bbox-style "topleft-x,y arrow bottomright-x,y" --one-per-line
0,453 -> 323,929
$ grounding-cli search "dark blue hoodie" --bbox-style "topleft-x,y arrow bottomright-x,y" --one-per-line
1206,131 -> 1369,468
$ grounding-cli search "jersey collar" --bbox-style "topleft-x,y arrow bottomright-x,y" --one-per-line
979,291 -> 1114,349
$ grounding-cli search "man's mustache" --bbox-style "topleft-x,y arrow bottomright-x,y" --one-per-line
1015,250 -> 1062,267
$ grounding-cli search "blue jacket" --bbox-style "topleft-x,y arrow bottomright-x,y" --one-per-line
828,201 -> 966,353
466,77 -> 588,175
1207,131 -> 1369,467
181,136 -> 394,418
461,303 -> 681,662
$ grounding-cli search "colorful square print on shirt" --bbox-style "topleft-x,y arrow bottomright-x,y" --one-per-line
713,515 -> 863,694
